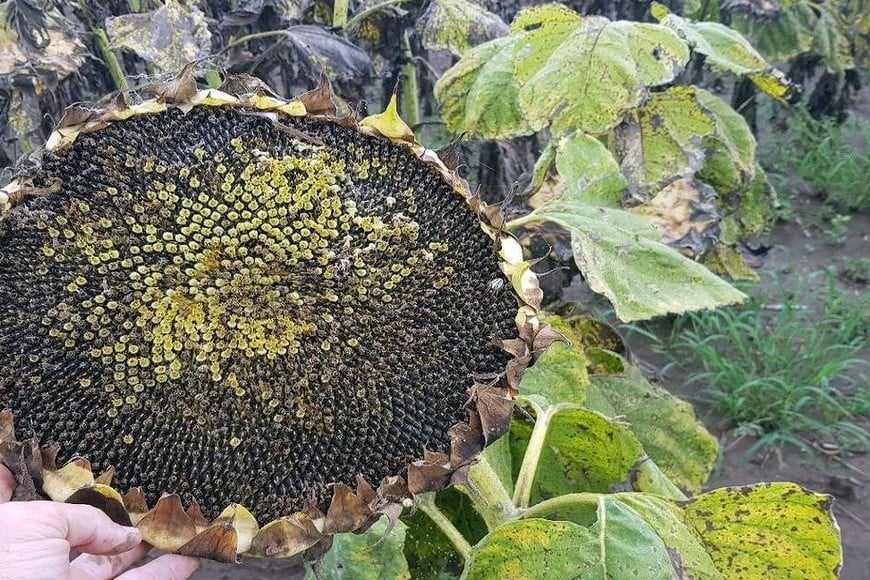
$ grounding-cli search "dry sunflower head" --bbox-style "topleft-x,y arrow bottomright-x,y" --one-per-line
0,68 -> 553,562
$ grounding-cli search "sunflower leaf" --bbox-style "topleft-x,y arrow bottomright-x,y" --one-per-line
510,405 -> 644,504
586,364 -> 718,494
434,36 -> 531,139
682,483 -> 842,578
463,505 -> 675,579
527,202 -> 745,321
417,0 -> 507,57
105,0 -> 211,74
306,518 -> 410,580
652,3 -> 793,99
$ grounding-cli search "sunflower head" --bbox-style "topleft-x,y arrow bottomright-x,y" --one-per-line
0,68 -> 553,562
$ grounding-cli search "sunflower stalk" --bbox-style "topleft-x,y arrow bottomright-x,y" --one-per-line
462,455 -> 518,529
512,399 -> 558,509
417,493 -> 472,559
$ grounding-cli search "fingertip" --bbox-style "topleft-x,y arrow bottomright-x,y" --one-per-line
0,464 -> 16,502
115,553 -> 201,580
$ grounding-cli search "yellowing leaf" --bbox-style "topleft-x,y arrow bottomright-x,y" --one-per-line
434,36 -> 532,139
511,406 -> 644,502
418,0 -> 507,56
305,518 -> 410,580
682,482 -> 842,579
586,364 -> 718,494
360,94 -> 415,144
518,17 -> 689,136
465,506 -> 674,579
654,8 -> 793,99
614,86 -> 715,199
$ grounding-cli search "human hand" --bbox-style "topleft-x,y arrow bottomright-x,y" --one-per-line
0,464 -> 201,580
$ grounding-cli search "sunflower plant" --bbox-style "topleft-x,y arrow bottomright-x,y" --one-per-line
0,2 -> 844,579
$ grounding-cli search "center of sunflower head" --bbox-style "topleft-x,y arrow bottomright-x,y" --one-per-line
70,142 -> 443,386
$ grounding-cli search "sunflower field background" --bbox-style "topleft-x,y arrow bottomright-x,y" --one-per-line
2,0 -> 868,578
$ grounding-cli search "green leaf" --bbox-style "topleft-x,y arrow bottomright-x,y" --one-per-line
516,340 -> 589,407
518,16 -> 689,135
308,518 -> 410,580
586,364 -> 718,494
511,406 -> 644,502
434,36 -> 531,139
528,202 -> 745,321
614,86 -> 715,199
682,482 -> 842,579
653,6 -> 792,99
418,0 -> 508,56
555,133 -> 626,207
464,507 -> 674,579
105,0 -> 212,74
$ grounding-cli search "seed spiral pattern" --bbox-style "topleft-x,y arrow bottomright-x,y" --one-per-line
0,106 -> 516,520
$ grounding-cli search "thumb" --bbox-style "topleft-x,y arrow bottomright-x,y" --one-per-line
33,502 -> 143,555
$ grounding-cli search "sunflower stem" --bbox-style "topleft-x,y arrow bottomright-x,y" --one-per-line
333,0 -> 350,27
463,455 -> 518,529
417,493 -> 472,559
504,212 -> 544,232
512,400 -> 555,509
521,493 -> 600,520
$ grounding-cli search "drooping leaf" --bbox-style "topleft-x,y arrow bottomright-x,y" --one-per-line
586,364 -> 718,494
682,482 -> 842,579
418,0 -> 507,56
434,36 -> 531,139
284,26 -> 375,80
555,132 -> 626,207
105,0 -> 212,74
527,202 -> 745,321
464,506 -> 674,579
307,517 -> 410,580
652,3 -> 793,99
695,87 -> 757,197
614,86 -> 715,200
511,405 -> 644,502
518,16 -> 689,136
222,0 -> 308,26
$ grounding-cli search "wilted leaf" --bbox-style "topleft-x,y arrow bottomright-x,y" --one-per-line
586,364 -> 718,494
682,482 -> 842,579
704,244 -> 759,282
527,202 -> 745,321
434,36 -> 531,139
418,0 -> 507,56
464,506 -> 674,579
511,406 -> 644,502
285,26 -> 374,80
652,3 -> 793,99
306,517 -> 410,580
555,132 -> 626,207
222,0 -> 308,27
0,3 -> 86,77
518,15 -> 689,136
105,0 -> 212,74
511,4 -> 582,85
629,177 -> 720,258
614,86 -> 715,200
